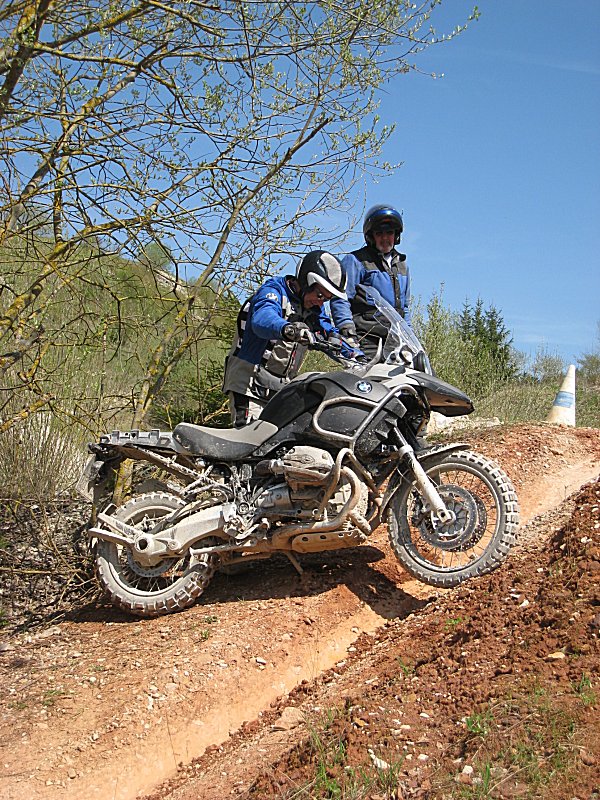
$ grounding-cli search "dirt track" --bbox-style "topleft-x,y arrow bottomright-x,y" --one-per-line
1,423 -> 599,800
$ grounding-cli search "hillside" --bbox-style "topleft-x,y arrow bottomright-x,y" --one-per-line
0,423 -> 599,800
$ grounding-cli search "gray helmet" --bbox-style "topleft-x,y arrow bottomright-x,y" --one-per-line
363,204 -> 403,246
296,250 -> 347,300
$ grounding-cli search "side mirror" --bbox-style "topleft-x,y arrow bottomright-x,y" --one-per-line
413,351 -> 428,373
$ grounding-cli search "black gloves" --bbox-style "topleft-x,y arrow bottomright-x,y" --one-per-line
282,321 -> 314,344
339,323 -> 359,349
339,323 -> 357,339
327,334 -> 343,353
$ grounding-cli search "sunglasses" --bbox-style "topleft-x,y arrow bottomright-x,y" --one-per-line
309,286 -> 332,301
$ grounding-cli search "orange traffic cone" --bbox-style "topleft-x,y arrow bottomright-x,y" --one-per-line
546,364 -> 576,426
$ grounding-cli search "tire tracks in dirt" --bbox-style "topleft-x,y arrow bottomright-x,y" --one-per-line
1,424 -> 599,800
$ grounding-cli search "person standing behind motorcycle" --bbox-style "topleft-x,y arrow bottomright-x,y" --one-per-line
330,204 -> 411,358
223,250 -> 351,427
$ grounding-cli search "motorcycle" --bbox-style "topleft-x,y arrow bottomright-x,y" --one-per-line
78,287 -> 519,618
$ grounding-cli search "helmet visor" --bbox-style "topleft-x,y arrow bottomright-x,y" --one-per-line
373,219 -> 401,235
306,270 -> 347,300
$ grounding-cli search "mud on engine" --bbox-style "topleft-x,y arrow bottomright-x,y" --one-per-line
253,446 -> 368,527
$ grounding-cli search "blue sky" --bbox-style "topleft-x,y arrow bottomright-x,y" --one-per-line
345,0 -> 599,366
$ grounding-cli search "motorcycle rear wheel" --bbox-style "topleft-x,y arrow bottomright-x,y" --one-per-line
95,492 -> 215,617
388,450 -> 519,587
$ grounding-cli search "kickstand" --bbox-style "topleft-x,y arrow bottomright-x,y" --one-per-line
285,552 -> 303,576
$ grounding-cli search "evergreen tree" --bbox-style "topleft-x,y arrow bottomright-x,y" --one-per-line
457,296 -> 517,381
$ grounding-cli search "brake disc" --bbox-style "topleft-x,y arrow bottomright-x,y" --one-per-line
415,484 -> 479,551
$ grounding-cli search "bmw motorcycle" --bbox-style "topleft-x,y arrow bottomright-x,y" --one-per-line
78,288 -> 519,618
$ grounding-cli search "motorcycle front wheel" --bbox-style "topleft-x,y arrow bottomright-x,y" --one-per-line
388,450 -> 519,588
94,492 -> 216,617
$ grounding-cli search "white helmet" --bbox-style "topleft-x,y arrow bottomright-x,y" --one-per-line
296,250 -> 347,300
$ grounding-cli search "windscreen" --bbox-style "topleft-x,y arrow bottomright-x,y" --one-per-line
356,285 -> 433,373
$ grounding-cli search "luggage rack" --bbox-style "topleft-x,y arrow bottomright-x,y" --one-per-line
100,429 -> 175,448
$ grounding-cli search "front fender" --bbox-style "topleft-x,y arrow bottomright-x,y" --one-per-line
379,442 -> 470,518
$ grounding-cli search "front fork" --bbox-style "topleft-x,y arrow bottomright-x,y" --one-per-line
394,432 -> 455,526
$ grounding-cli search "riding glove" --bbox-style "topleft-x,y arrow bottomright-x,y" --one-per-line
282,321 -> 314,344
339,323 -> 359,349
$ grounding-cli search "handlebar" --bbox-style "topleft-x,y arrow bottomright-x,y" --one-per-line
309,332 -> 369,369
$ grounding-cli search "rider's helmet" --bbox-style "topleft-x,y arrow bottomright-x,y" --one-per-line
363,204 -> 403,246
296,250 -> 347,300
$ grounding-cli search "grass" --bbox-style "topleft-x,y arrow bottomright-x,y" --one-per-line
309,726 -> 347,799
465,710 -> 494,738
475,379 -> 599,428
270,705 -> 406,800
572,672 -> 596,707
456,761 -> 494,800
395,657 -> 414,677
444,615 -> 468,631
42,688 -> 68,707
437,675 -> 595,799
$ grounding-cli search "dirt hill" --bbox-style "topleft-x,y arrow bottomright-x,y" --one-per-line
1,423 -> 599,800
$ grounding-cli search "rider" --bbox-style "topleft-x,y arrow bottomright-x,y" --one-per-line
331,204 -> 411,358
223,250 -> 352,427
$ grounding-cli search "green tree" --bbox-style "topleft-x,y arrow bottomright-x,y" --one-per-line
420,286 -> 462,387
577,322 -> 600,386
139,242 -> 175,273
458,297 -> 517,382
530,349 -> 566,383
1,0 -> 477,440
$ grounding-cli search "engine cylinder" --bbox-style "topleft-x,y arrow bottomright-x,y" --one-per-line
257,446 -> 335,485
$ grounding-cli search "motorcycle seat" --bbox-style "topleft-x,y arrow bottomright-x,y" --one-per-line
173,419 -> 278,459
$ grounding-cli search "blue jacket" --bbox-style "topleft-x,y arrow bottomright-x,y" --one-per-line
331,245 -> 411,328
222,275 -> 340,401
235,275 -> 334,365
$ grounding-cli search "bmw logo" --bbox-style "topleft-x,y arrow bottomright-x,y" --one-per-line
356,381 -> 372,394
